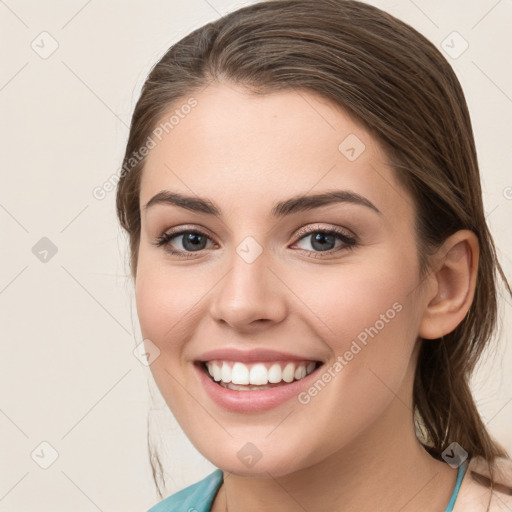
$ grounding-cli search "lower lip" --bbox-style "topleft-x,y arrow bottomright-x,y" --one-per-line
194,362 -> 322,413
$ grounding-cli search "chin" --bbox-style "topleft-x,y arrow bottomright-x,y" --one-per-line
193,435 -> 320,478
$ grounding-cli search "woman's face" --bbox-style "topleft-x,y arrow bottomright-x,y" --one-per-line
136,83 -> 429,476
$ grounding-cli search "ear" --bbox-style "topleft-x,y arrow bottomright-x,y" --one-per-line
418,230 -> 479,340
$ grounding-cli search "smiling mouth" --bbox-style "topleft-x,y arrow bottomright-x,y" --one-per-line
199,360 -> 322,391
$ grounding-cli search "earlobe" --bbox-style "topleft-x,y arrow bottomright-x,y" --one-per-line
418,230 -> 479,340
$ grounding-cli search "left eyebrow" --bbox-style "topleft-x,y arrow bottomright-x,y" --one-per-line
143,189 -> 382,217
271,190 -> 382,217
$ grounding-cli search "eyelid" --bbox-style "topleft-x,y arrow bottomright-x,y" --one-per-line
160,224 -> 216,241
153,224 -> 218,251
293,223 -> 355,241
158,222 -> 355,243
153,222 -> 357,257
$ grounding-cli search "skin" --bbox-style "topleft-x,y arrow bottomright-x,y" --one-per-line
135,83 -> 479,511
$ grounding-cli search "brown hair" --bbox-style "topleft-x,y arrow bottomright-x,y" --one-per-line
116,0 -> 511,501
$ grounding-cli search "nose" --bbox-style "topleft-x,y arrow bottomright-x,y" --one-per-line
209,246 -> 287,332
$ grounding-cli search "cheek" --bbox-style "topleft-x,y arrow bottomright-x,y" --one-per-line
134,257 -> 192,356
135,248 -> 208,340
135,273 -> 172,343
294,252 -> 420,399
297,251 -> 416,346
134,261 -> 203,420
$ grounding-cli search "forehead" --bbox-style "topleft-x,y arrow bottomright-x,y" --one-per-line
139,83 -> 414,226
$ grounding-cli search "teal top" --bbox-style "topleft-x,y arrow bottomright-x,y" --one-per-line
147,459 -> 469,512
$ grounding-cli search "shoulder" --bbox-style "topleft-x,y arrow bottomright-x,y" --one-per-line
453,456 -> 512,512
146,469 -> 223,512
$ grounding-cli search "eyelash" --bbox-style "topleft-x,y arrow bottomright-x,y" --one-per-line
152,224 -> 357,259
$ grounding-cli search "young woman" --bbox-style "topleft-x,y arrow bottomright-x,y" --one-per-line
116,1 -> 512,510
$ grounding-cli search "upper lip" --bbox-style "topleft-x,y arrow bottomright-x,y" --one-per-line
196,348 -> 323,363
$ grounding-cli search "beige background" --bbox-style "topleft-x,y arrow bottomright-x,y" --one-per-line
0,0 -> 511,510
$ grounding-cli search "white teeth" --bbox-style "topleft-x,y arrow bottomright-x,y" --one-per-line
294,365 -> 306,380
205,360 -> 318,386
206,361 -> 223,381
268,363 -> 282,383
249,364 -> 268,385
282,362 -> 295,383
211,362 -> 222,382
221,362 -> 232,383
231,362 -> 249,385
